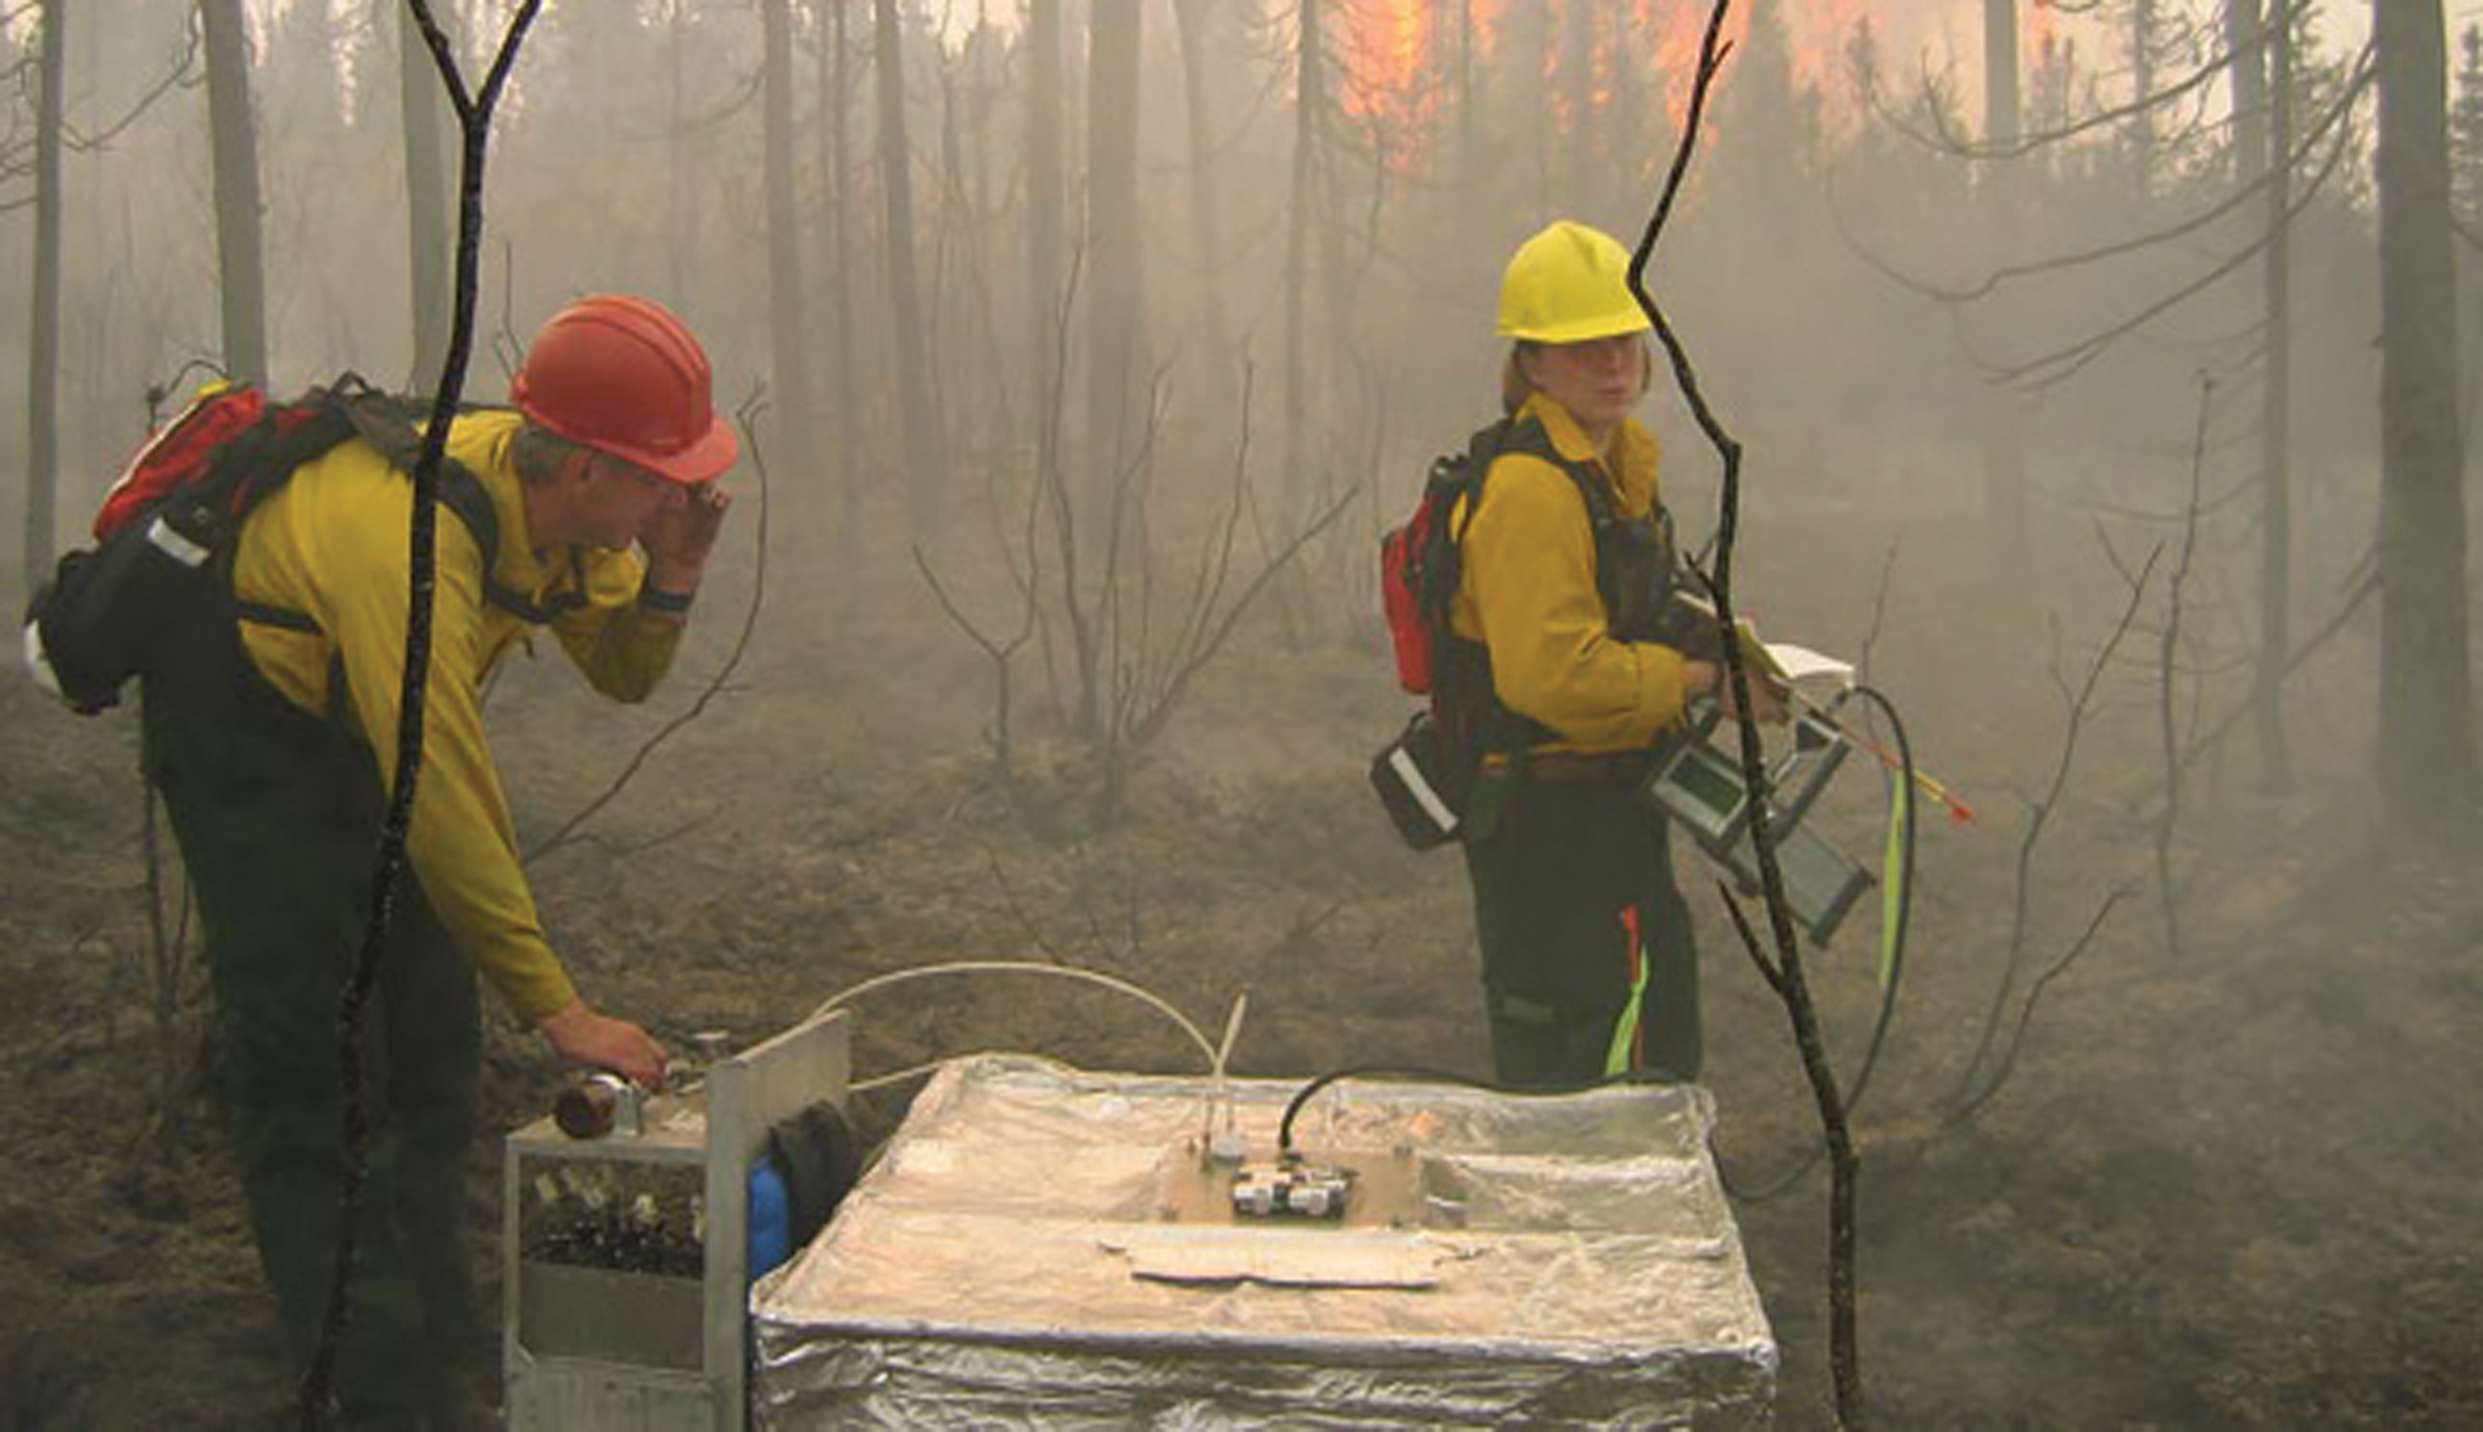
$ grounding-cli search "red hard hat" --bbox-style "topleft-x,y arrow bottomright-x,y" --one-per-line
511,294 -> 739,484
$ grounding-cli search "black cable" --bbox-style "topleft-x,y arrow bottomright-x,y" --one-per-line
1722,682 -> 1919,1204
1830,684 -> 1918,1111
1276,1063 -> 1689,1157
142,356 -> 232,427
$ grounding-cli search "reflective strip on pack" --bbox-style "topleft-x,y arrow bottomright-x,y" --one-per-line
145,514 -> 213,568
1387,744 -> 1460,838
22,620 -> 68,704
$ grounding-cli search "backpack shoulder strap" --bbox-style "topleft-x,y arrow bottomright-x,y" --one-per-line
427,466 -> 578,625
1500,412 -> 1687,640
1442,418 -> 1509,543
322,378 -> 583,626
193,389 -> 359,530
1492,413 -> 1617,527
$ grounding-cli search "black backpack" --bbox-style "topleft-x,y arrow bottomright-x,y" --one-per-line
23,375 -> 529,716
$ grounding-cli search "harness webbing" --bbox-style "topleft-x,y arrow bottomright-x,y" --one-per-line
1431,414 -> 1680,763
229,385 -> 582,635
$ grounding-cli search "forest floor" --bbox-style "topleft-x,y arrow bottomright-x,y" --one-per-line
2,498 -> 2479,1429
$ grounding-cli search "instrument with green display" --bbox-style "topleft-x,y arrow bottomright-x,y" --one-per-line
1642,703 -> 1874,945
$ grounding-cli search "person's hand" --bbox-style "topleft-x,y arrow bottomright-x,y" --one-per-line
1685,659 -> 1792,726
1718,668 -> 1792,726
537,999 -> 670,1091
641,482 -> 731,595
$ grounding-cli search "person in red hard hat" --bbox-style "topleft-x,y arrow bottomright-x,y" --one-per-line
140,295 -> 736,1426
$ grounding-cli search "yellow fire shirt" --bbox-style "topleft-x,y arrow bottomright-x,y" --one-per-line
1449,393 -> 1694,754
230,408 -> 682,1020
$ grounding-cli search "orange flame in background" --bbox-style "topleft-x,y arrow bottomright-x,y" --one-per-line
1470,0 -> 1500,56
1334,0 -> 1443,183
2030,0 -> 2062,47
1334,0 -> 1900,145
1787,0 -> 1880,133
2023,0 -> 2061,67
1636,0 -> 1889,132
1336,0 -> 1433,122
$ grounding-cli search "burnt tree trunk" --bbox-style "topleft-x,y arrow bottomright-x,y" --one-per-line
2241,0 -> 2298,790
663,2 -> 688,300
1084,0 -> 1148,531
1982,0 -> 2021,147
1171,0 -> 1235,392
23,0 -> 64,593
931,33 -> 1008,465
1025,0 -> 1064,453
762,0 -> 815,473
2373,0 -> 2475,828
873,0 -> 944,537
1449,0 -> 1477,188
202,0 -> 268,385
400,2 -> 452,386
817,0 -> 858,556
1980,0 -> 2031,573
1280,0 -> 1324,514
2129,0 -> 2159,193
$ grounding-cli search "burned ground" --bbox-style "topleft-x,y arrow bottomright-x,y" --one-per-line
2,510 -> 2479,1430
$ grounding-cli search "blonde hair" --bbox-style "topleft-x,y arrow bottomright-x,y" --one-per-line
1499,346 -> 1535,417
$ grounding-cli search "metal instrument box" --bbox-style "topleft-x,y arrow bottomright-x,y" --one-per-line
502,1012 -> 850,1430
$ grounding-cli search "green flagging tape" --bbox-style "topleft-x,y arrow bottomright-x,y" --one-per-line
1604,995 -> 1642,1079
1878,776 -> 1911,989
1604,921 -> 1651,1078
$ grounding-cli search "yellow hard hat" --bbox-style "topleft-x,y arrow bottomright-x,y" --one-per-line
1495,221 -> 1652,344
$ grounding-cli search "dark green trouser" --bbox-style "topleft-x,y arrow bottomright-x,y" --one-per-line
142,638 -> 483,1427
1461,772 -> 1702,1088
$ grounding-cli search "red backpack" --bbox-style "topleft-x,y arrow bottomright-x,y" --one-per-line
89,384 -> 319,542
22,376 -> 516,716
1379,425 -> 1518,697
1370,423 -> 1526,848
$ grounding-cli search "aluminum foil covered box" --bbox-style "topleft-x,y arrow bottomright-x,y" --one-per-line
752,1055 -> 1776,1428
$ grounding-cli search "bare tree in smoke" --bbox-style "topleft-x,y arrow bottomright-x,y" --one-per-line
1847,2 -> 2470,828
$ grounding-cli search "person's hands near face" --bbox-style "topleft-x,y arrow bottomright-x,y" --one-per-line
640,479 -> 731,592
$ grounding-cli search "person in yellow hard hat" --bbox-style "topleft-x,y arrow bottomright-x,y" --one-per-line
1441,220 -> 1783,1087
140,295 -> 736,1425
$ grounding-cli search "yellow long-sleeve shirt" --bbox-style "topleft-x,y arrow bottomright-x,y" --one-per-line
1448,394 -> 1693,754
229,408 -> 683,1021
